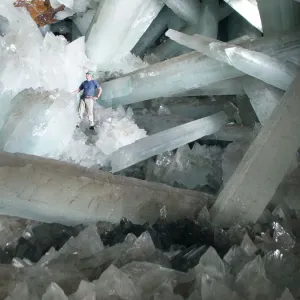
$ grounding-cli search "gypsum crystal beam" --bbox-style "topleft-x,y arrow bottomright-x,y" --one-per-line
224,0 -> 262,32
242,77 -> 284,124
132,6 -> 186,58
151,0 -> 219,61
210,73 -> 300,227
0,151 -> 212,226
166,29 -> 299,90
99,27 -> 300,107
257,0 -> 300,36
167,77 -> 245,97
110,112 -> 228,173
150,1 -> 235,62
202,124 -> 255,142
161,0 -> 202,25
86,0 -> 163,67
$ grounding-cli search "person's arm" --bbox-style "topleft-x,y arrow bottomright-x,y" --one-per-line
72,83 -> 83,94
93,81 -> 102,99
72,88 -> 80,94
96,87 -> 102,98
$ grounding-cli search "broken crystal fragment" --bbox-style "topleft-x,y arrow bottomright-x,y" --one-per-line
110,112 -> 228,173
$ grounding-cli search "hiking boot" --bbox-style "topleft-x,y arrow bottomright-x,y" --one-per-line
89,126 -> 95,130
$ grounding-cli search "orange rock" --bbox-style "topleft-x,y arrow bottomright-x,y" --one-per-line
14,0 -> 65,27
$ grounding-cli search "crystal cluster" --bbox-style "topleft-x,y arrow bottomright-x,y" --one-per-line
0,207 -> 299,300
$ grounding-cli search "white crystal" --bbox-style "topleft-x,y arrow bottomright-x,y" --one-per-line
110,112 -> 228,173
224,0 -> 262,31
41,283 -> 68,300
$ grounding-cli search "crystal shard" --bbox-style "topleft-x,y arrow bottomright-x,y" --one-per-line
59,225 -> 104,259
211,74 -> 300,226
224,0 -> 262,31
166,29 -> 299,90
110,112 -> 228,173
69,280 -> 96,300
41,283 -> 68,300
95,265 -> 140,300
272,222 -> 295,251
279,288 -> 295,300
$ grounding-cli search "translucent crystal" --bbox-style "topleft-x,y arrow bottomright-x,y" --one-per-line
235,255 -> 274,299
197,206 -> 211,228
272,222 -> 295,251
69,280 -> 96,300
4,282 -> 30,300
166,30 -> 298,90
101,29 -> 300,106
279,288 -> 295,300
201,274 -> 241,300
224,0 -> 262,31
59,225 -> 104,259
41,283 -> 68,300
223,245 -> 253,275
240,233 -> 257,256
194,247 -> 226,280
121,261 -> 192,299
110,112 -> 228,173
95,265 -> 140,300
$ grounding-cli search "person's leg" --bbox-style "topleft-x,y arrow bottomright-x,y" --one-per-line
85,98 -> 95,128
77,98 -> 85,127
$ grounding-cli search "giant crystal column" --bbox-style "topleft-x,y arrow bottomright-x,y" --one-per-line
166,29 -> 299,90
169,78 -> 245,97
0,151 -> 211,225
242,77 -> 284,124
224,0 -> 262,32
257,0 -> 300,36
132,6 -> 185,58
151,0 -> 219,61
86,0 -> 164,69
161,0 -> 202,25
110,112 -> 228,172
210,74 -> 300,226
99,28 -> 300,107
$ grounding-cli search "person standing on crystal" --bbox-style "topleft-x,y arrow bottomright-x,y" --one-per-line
72,71 -> 102,130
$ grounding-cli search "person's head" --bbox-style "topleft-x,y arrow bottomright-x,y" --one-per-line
86,71 -> 94,81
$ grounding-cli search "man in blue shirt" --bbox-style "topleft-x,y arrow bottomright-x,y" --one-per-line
72,71 -> 102,130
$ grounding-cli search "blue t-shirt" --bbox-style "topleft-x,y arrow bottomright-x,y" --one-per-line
79,80 -> 100,97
